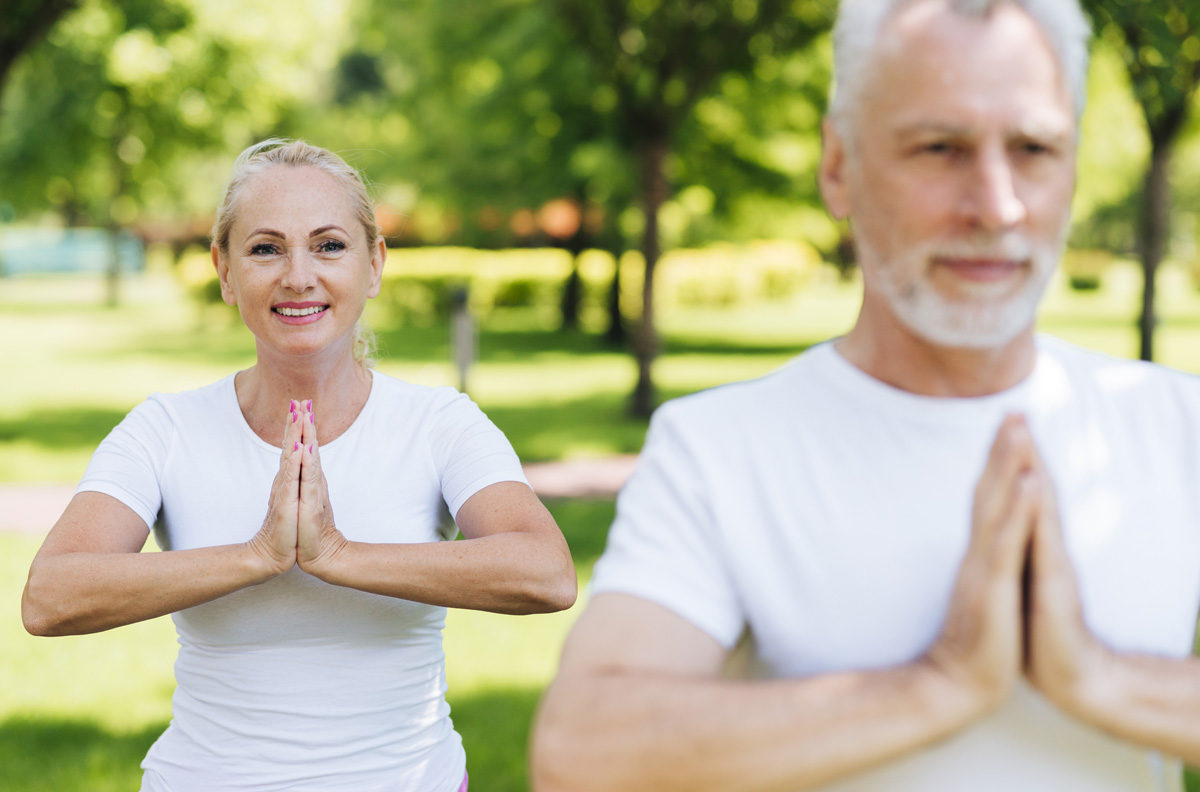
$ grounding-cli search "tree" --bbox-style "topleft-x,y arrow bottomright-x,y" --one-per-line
0,0 -> 79,111
329,0 -> 639,340
553,0 -> 831,415
1084,1 -> 1200,361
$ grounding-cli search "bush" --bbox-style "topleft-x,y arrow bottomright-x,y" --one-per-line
1062,249 -> 1112,292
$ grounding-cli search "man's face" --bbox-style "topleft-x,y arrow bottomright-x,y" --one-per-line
821,0 -> 1077,349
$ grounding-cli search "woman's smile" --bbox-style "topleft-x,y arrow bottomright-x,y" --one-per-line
273,301 -> 330,325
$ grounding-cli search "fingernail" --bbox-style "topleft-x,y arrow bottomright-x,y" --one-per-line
292,411 -> 298,423
294,441 -> 300,452
290,399 -> 296,413
307,444 -> 314,454
306,399 -> 312,412
308,411 -> 314,424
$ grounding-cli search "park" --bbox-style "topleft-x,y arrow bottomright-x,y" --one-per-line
5,0 -> 1200,790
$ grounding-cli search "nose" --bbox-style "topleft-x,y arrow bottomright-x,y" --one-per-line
279,247 -> 318,293
965,145 -> 1026,233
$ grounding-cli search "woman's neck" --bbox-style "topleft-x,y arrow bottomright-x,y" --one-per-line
235,348 -> 373,446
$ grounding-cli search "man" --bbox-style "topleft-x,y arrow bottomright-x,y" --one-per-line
531,1 -> 1200,790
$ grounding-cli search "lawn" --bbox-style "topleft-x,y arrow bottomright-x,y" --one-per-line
3,258 -> 1200,790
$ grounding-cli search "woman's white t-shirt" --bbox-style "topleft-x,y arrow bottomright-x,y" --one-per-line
78,371 -> 527,792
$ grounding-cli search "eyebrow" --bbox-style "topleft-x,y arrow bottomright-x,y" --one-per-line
244,225 -> 350,241
309,225 -> 349,237
894,121 -> 1072,143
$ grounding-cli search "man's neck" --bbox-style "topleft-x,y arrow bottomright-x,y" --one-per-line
834,311 -> 1038,399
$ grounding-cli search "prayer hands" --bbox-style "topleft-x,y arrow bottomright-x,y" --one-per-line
924,415 -> 1107,721
246,400 -> 347,579
1023,453 -> 1110,715
924,415 -> 1038,716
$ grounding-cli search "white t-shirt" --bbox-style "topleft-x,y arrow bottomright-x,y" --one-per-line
592,336 -> 1200,792
78,370 -> 528,792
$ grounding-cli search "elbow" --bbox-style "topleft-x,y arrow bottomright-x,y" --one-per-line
543,566 -> 578,613
526,563 -> 577,615
21,567 -> 70,637
21,587 -> 58,637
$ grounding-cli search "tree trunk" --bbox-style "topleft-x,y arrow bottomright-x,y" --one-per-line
605,253 -> 625,346
1137,136 -> 1172,362
630,140 -> 669,417
106,133 -> 130,308
560,261 -> 582,330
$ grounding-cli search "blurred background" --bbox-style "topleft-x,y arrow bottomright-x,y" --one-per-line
3,1 -> 1200,790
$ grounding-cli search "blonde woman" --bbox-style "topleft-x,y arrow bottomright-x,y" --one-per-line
23,139 -> 576,792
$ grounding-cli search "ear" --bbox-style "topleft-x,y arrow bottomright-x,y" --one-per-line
366,237 -> 386,300
212,243 -> 237,306
818,117 -> 853,221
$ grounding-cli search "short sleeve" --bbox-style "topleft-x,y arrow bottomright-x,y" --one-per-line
76,395 -> 175,531
590,402 -> 744,649
428,389 -> 528,518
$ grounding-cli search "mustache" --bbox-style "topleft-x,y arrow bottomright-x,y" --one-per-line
923,235 -> 1038,262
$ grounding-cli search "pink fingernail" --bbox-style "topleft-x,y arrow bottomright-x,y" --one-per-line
292,411 -> 298,423
294,441 -> 300,452
307,444 -> 314,454
308,412 -> 314,424
306,399 -> 313,412
290,399 -> 296,413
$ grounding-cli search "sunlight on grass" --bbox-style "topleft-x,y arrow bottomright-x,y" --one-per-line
16,259 -> 1200,478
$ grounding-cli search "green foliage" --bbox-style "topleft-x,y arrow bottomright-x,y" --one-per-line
1084,0 -> 1200,143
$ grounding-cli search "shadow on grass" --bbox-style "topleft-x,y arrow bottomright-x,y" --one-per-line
0,716 -> 164,792
0,407 -> 127,449
545,498 -> 616,569
662,336 -> 814,357
375,324 -> 623,364
0,687 -> 550,792
450,686 -> 544,792
484,394 -> 651,463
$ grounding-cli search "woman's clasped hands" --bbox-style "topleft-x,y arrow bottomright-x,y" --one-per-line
247,399 -> 348,579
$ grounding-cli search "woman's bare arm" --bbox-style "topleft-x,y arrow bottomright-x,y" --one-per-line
300,480 -> 578,614
21,491 -> 282,636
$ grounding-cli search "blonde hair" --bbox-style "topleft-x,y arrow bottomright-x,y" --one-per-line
213,138 -> 380,367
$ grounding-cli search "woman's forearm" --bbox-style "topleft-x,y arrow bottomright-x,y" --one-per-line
22,542 -> 275,636
308,533 -> 577,614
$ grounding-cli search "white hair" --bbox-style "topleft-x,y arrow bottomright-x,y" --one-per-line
829,0 -> 1090,141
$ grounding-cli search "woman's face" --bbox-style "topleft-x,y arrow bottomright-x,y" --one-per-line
213,165 -> 385,362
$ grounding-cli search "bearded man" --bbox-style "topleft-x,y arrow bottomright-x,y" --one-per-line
531,1 -> 1200,790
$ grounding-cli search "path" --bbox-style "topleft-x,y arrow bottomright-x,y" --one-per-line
0,455 -> 639,535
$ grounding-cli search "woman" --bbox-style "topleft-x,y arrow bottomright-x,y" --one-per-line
21,139 -> 577,792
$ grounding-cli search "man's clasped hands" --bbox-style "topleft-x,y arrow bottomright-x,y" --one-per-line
246,399 -> 349,579
927,414 -> 1114,724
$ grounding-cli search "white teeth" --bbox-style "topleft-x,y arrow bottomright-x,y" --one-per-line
275,306 -> 327,317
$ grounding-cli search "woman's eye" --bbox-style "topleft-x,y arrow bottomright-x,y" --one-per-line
250,243 -> 280,256
317,240 -> 347,254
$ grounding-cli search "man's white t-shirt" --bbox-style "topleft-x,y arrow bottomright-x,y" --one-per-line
592,336 -> 1200,791
78,370 -> 527,792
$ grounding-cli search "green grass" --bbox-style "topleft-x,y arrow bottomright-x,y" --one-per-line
9,260 -> 1200,481
0,499 -> 615,792
4,261 -> 1200,789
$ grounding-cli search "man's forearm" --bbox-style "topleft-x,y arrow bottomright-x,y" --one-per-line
1065,649 -> 1200,767
532,659 -> 986,792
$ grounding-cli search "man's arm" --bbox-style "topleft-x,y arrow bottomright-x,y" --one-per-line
1026,466 -> 1200,766
533,594 -> 987,792
531,415 -> 1042,792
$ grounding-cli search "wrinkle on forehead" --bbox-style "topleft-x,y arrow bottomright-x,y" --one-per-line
859,0 -> 1072,137
869,0 -> 1068,102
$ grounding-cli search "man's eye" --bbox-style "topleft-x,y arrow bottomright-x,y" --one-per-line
317,240 -> 346,253
250,243 -> 280,256
923,142 -> 956,155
